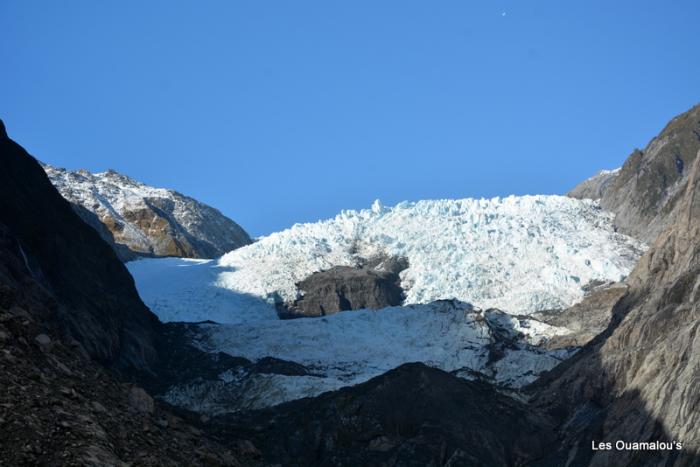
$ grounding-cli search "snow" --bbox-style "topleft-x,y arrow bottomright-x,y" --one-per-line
128,258 -> 278,324
216,195 -> 645,315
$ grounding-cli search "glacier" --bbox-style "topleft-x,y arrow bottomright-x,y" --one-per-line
215,195 -> 644,315
127,195 -> 646,412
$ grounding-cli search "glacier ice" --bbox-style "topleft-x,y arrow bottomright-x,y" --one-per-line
127,195 -> 646,411
215,195 -> 645,315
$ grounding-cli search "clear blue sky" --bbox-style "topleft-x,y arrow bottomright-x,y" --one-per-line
2,1 -> 699,236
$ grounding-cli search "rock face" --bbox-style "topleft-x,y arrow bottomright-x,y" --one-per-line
43,164 -> 252,259
533,150 -> 700,466
0,121 -> 160,372
284,255 -> 407,318
533,282 -> 628,349
70,202 -> 138,262
569,103 -> 700,243
212,363 -> 555,467
568,168 -> 620,201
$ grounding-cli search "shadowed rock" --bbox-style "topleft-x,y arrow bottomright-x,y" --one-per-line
212,363 -> 555,467
0,120 -> 160,372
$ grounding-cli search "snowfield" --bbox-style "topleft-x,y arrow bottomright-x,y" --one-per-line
127,195 -> 646,412
216,195 -> 644,314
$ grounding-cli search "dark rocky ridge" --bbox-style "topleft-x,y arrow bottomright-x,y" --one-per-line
211,363 -> 555,467
569,103 -> 700,243
282,255 -> 407,318
0,270 -> 246,466
0,120 -> 160,373
533,282 -> 628,349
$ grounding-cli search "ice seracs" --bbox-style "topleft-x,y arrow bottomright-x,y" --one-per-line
216,195 -> 645,315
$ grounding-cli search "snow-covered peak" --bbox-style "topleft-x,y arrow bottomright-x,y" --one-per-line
217,195 -> 645,315
44,164 -> 252,259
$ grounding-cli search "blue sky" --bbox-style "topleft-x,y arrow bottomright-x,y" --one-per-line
2,1 -> 699,236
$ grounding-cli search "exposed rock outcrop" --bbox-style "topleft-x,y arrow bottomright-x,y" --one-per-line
568,169 -> 620,201
70,202 -> 138,262
44,164 -> 252,260
569,103 -> 700,243
283,255 -> 407,318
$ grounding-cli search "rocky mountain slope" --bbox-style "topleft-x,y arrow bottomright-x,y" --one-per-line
531,149 -> 700,466
569,103 -> 700,243
0,120 -> 260,465
44,164 -> 252,260
568,168 -> 620,201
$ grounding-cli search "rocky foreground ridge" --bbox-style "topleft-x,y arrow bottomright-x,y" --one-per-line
44,164 -> 252,261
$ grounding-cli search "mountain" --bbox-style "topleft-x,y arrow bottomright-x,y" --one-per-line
186,118 -> 700,466
43,164 -> 252,260
569,103 -> 700,243
0,120 -> 254,465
